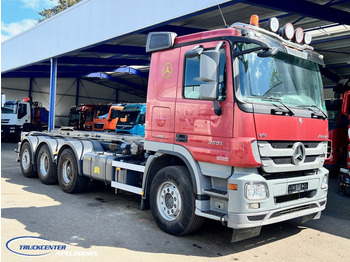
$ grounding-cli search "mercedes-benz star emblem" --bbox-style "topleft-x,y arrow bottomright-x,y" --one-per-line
291,142 -> 306,165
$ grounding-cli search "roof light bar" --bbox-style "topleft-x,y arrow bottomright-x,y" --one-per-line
294,27 -> 304,44
268,17 -> 279,33
280,23 -> 294,40
304,32 -> 312,45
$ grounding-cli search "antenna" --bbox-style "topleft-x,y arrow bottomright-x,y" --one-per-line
217,3 -> 228,28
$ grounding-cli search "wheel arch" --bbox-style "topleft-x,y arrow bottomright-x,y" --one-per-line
143,150 -> 201,201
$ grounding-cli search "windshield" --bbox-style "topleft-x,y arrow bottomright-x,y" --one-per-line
118,111 -> 140,125
1,102 -> 17,114
86,111 -> 94,122
236,43 -> 325,112
94,105 -> 110,119
69,111 -> 80,121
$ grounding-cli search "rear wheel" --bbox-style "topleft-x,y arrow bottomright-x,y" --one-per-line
150,166 -> 204,236
37,145 -> 58,185
19,142 -> 37,178
57,148 -> 87,193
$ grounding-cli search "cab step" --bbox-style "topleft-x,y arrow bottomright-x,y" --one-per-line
203,188 -> 228,199
195,209 -> 228,222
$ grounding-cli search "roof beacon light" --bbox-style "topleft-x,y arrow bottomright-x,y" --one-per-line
250,15 -> 259,27
304,32 -> 312,45
294,27 -> 304,44
268,17 -> 279,33
281,23 -> 294,40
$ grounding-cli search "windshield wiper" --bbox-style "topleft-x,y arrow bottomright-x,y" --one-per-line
261,97 -> 295,116
296,105 -> 327,119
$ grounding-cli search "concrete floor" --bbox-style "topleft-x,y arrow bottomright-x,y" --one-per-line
1,141 -> 350,262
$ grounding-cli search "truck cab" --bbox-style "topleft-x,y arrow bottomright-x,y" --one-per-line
68,104 -> 96,130
93,104 -> 124,131
339,90 -> 350,194
1,100 -> 31,136
115,104 -> 146,136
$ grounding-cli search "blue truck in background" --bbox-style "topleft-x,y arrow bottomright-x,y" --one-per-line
115,104 -> 146,136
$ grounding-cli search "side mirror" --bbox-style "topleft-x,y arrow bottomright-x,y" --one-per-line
199,48 -> 220,100
342,91 -> 350,116
257,47 -> 278,57
185,45 -> 203,58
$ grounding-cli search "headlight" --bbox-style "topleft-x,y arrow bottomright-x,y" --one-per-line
245,182 -> 269,200
321,174 -> 328,189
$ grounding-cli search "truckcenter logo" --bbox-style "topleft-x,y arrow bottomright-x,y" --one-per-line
6,236 -> 66,256
162,63 -> 173,79
292,142 -> 306,165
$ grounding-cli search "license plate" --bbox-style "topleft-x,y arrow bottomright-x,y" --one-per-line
288,182 -> 308,194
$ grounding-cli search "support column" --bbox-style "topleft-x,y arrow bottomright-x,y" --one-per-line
48,58 -> 57,131
76,78 -> 80,105
29,78 -> 33,98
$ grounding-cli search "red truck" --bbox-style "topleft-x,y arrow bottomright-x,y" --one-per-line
339,88 -> 350,195
68,104 -> 96,130
18,16 -> 330,242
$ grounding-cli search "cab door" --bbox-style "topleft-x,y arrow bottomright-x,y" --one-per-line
174,40 -> 234,165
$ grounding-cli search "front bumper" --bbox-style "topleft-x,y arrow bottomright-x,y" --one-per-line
1,125 -> 22,136
226,167 -> 329,229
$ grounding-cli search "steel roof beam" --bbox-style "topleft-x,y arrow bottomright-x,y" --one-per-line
48,57 -> 150,66
81,45 -> 147,56
320,67 -> 342,83
114,67 -> 149,78
244,0 -> 350,25
85,72 -> 147,91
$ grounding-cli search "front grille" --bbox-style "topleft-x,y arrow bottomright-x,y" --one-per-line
1,119 -> 10,124
270,203 -> 318,218
275,190 -> 316,204
258,141 -> 327,173
94,123 -> 104,129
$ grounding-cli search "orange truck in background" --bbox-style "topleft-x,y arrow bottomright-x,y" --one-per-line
93,104 -> 124,131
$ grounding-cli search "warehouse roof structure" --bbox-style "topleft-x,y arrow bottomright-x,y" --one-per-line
2,0 -> 350,129
2,0 -> 350,86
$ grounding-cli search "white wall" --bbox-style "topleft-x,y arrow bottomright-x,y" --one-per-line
1,78 -> 146,126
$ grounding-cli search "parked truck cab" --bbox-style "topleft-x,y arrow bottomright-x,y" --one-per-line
68,104 -> 96,130
93,104 -> 124,131
115,104 -> 146,136
2,99 -> 48,138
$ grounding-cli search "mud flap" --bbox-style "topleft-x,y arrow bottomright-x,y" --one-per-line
231,226 -> 261,242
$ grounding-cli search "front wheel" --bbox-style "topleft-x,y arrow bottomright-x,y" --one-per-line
150,166 -> 204,236
57,148 -> 87,193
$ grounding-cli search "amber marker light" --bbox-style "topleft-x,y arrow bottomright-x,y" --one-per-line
250,15 -> 259,27
229,184 -> 238,190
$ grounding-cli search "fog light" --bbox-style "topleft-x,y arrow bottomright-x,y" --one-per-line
248,203 -> 260,209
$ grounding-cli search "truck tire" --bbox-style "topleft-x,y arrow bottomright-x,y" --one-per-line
57,148 -> 87,193
37,145 -> 58,185
150,165 -> 204,236
19,142 -> 37,178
